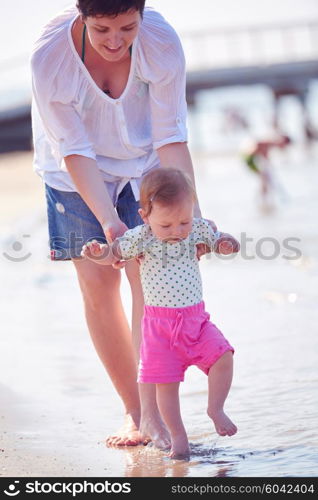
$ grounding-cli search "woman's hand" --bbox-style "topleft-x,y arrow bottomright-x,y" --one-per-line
214,233 -> 240,255
102,219 -> 128,269
102,219 -> 128,243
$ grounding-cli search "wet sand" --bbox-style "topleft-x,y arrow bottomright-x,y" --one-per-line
1,147 -> 318,477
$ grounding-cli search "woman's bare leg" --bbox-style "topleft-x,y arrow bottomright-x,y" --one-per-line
125,260 -> 170,449
207,351 -> 237,437
156,382 -> 189,459
73,258 -> 142,446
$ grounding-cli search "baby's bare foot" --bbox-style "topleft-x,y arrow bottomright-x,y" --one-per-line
168,433 -> 190,460
140,416 -> 171,450
208,409 -> 237,437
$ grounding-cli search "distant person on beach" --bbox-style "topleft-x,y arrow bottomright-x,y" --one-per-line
82,168 -> 239,459
242,134 -> 291,210
221,107 -> 249,134
30,0 -> 217,448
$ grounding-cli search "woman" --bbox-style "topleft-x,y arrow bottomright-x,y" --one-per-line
31,0 -> 210,447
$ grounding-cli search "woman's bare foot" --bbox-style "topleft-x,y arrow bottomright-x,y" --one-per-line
208,409 -> 237,437
169,432 -> 190,460
106,414 -> 146,447
140,415 -> 171,450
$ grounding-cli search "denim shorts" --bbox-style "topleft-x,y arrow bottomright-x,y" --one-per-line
45,182 -> 143,261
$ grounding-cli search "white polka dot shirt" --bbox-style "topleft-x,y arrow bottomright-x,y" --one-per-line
117,218 -> 218,307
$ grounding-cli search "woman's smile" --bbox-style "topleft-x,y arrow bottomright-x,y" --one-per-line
103,45 -> 123,53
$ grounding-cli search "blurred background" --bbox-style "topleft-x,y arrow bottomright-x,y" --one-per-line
1,0 -> 318,153
0,0 -> 317,478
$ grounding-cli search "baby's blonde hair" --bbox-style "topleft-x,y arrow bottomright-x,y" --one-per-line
140,168 -> 197,216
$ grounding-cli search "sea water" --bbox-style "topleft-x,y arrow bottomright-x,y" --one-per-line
0,25 -> 318,475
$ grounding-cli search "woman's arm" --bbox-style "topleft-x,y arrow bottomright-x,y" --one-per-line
156,142 -> 202,217
65,155 -> 127,241
157,143 -> 222,260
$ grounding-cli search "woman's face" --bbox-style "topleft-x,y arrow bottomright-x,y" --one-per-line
84,9 -> 141,62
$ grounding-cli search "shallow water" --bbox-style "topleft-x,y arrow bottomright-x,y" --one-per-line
1,143 -> 318,477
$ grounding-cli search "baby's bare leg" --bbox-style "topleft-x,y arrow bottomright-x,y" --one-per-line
156,382 -> 190,460
207,351 -> 237,437
125,262 -> 170,450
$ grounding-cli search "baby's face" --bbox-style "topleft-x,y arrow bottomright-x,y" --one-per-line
142,197 -> 194,243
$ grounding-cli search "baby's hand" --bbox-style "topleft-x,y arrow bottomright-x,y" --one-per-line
214,233 -> 240,255
81,240 -> 126,268
81,240 -> 109,261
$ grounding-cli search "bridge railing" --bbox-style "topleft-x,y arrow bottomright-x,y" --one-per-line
180,20 -> 318,70
1,20 -> 318,110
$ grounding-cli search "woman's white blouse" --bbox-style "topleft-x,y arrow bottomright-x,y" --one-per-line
31,6 -> 188,196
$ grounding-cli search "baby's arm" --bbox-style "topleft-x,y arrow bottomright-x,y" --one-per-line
195,219 -> 240,256
81,224 -> 145,265
81,240 -> 122,265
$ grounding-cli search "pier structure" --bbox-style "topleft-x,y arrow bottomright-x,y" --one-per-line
0,20 -> 318,152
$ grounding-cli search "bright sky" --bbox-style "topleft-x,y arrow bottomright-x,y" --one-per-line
1,0 -> 318,62
0,0 -> 317,101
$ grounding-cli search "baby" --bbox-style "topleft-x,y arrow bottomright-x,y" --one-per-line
82,168 -> 239,459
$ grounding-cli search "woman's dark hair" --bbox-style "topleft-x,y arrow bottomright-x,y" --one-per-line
76,0 -> 146,18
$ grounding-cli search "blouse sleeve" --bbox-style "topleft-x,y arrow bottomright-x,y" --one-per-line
137,10 -> 188,150
31,52 -> 96,167
149,43 -> 188,150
